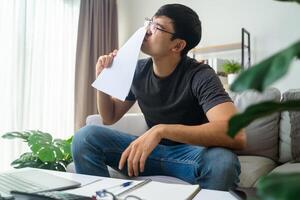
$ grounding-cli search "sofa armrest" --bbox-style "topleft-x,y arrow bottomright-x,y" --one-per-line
86,113 -> 148,137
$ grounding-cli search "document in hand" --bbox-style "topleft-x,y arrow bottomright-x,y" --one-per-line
66,177 -> 200,200
92,27 -> 147,101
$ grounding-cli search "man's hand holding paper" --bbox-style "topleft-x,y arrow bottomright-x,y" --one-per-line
95,49 -> 118,77
92,27 -> 147,101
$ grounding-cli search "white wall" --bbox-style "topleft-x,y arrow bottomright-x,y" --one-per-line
117,0 -> 300,92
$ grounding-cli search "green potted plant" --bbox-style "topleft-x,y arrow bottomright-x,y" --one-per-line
2,130 -> 73,171
222,60 -> 241,85
227,0 -> 300,199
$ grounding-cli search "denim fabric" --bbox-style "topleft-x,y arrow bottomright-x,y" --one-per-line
72,125 -> 240,191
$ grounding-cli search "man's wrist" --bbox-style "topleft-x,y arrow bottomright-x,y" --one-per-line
155,124 -> 178,140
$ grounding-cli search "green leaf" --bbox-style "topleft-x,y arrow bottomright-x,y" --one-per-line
228,100 -> 300,137
10,152 -> 42,169
4,129 -> 73,171
257,173 -> 300,200
275,0 -> 300,4
37,146 -> 57,162
2,131 -> 32,141
230,40 -> 300,92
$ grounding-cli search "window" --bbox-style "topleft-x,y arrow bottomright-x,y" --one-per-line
0,0 -> 80,171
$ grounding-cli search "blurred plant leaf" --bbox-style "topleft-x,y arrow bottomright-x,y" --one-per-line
257,173 -> 300,200
2,131 -> 31,141
11,152 -> 41,168
228,100 -> 300,137
275,0 -> 300,3
230,40 -> 300,92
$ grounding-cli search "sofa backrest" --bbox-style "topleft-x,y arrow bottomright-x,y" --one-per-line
229,88 -> 281,161
86,113 -> 148,136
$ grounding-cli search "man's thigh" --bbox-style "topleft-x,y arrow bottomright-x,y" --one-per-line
135,144 -> 206,181
82,126 -> 137,170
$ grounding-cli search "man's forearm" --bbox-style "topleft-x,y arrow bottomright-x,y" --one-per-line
97,91 -> 115,123
158,122 -> 246,150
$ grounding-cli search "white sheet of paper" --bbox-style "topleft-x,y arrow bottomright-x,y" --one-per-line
193,189 -> 238,200
92,27 -> 147,101
66,178 -> 200,200
65,178 -> 141,197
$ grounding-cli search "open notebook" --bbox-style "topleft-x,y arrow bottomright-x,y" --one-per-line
66,177 -> 200,200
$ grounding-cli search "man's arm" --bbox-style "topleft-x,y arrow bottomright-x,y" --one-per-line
119,101 -> 246,177
97,91 -> 135,125
95,50 -> 136,125
159,102 -> 246,150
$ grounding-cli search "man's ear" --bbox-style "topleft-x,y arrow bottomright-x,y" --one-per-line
171,39 -> 186,53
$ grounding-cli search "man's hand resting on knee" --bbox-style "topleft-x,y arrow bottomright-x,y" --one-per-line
118,125 -> 165,177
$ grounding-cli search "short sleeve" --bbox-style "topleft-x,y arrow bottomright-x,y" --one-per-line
191,67 -> 232,113
125,88 -> 136,101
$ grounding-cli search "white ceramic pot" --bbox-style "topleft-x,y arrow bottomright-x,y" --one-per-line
228,73 -> 239,85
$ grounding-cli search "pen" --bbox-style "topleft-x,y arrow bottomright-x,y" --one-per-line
105,181 -> 133,190
95,181 -> 133,198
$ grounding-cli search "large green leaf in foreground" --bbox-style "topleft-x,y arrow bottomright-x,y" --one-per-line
275,0 -> 300,3
257,173 -> 300,200
230,40 -> 300,92
228,100 -> 300,137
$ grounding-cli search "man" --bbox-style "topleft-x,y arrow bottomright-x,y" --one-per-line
72,4 -> 246,191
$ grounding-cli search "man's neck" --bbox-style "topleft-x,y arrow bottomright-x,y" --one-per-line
152,54 -> 182,78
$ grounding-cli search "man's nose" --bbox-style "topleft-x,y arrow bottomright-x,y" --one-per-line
146,29 -> 152,35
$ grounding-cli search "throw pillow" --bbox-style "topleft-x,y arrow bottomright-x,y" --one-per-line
229,88 -> 281,161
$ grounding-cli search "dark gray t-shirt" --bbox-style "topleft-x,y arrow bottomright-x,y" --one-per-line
126,56 -> 232,145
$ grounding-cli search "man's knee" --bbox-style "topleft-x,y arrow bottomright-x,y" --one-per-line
72,125 -> 105,156
200,147 -> 240,190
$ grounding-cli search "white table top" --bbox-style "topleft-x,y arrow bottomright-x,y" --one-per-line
11,168 -> 237,200
46,169 -> 237,200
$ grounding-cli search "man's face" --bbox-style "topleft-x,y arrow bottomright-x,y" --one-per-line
141,16 -> 178,57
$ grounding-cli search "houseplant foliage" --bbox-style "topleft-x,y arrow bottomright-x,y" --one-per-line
2,130 -> 73,171
222,60 -> 241,74
227,0 -> 300,199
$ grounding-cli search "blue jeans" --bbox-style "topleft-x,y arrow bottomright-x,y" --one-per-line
72,125 -> 240,191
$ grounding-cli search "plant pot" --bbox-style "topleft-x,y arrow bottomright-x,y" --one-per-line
228,73 -> 239,85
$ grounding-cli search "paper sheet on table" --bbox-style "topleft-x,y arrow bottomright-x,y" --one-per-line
192,189 -> 238,200
92,27 -> 147,101
66,177 -> 200,200
65,178 -> 141,197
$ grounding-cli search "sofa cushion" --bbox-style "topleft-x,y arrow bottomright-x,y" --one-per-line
86,113 -> 148,136
279,89 -> 300,163
229,88 -> 281,161
270,162 -> 300,173
254,162 -> 300,187
238,156 -> 277,188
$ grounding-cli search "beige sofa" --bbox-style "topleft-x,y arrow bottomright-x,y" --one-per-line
69,88 -> 300,188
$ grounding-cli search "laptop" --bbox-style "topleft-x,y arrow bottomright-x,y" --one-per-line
0,168 -> 81,199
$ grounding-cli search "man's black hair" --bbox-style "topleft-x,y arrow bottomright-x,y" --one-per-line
154,4 -> 202,56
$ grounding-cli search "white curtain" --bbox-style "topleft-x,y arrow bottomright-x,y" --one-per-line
0,0 -> 80,172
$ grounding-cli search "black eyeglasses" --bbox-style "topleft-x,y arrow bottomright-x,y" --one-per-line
93,189 -> 143,200
144,17 -> 176,36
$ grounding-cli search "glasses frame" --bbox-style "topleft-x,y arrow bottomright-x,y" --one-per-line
144,17 -> 176,36
94,189 -> 143,200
